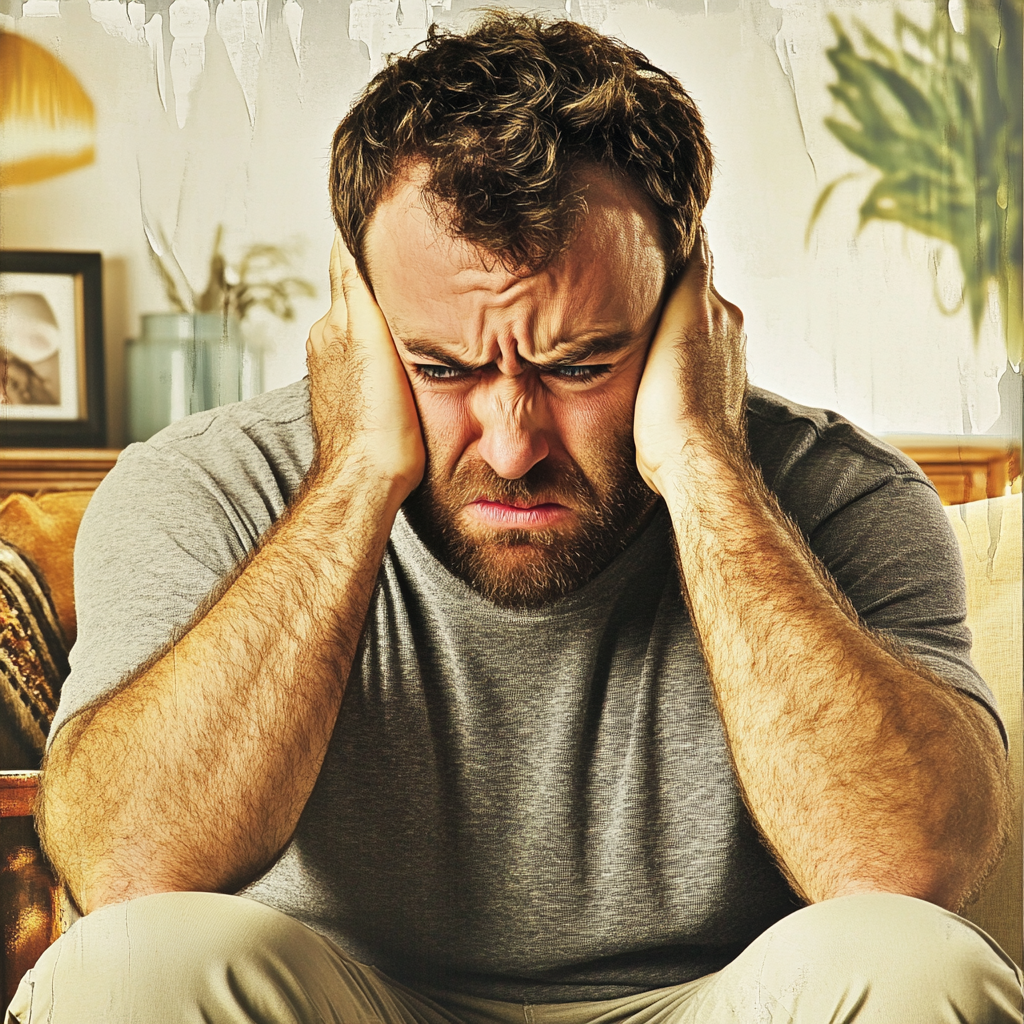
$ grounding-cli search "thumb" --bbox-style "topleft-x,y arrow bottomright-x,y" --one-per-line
328,230 -> 347,306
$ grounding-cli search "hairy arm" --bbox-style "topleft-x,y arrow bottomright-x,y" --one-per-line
634,233 -> 1010,910
659,447 -> 1009,908
39,235 -> 424,914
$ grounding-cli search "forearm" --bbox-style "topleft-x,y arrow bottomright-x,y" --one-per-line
661,440 -> 1009,909
39,464 -> 405,914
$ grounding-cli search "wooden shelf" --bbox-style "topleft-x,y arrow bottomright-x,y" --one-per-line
0,772 -> 39,818
0,448 -> 122,497
884,435 -> 1021,506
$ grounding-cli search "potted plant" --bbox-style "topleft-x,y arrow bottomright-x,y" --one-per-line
809,0 -> 1021,365
127,225 -> 315,442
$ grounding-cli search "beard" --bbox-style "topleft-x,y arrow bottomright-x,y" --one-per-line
403,428 -> 658,609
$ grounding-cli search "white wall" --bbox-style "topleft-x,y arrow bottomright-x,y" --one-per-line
0,0 -> 1016,446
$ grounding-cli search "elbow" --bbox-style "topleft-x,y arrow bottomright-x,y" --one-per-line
944,752 -> 1015,914
812,852 -> 1003,915
847,756 -> 1012,913
35,724 -> 148,916
38,756 -> 267,915
939,709 -> 1016,913
35,752 -> 99,914
890,700 -> 1015,913
35,748 -> 82,906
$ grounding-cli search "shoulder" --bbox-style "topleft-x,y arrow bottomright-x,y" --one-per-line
140,378 -> 313,494
57,382 -> 315,740
745,386 -> 933,531
106,379 -> 312,509
79,379 -> 314,563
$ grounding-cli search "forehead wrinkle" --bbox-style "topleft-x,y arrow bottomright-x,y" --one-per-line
385,251 -> 653,369
450,261 -> 526,295
369,164 -> 667,375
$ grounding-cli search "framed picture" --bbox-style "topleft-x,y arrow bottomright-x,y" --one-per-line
0,251 -> 106,448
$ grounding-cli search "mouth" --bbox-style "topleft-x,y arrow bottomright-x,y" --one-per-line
465,498 -> 573,529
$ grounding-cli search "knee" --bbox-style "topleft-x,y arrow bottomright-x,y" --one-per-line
13,891 -> 337,1023
753,892 -> 1022,1020
766,892 -> 1010,972
56,891 -> 309,975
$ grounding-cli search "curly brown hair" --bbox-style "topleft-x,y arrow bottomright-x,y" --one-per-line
330,10 -> 713,281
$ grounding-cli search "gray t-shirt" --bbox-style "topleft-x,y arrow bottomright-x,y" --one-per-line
54,380 -> 1003,1002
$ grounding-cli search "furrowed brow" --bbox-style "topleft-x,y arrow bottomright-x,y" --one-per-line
401,331 -> 637,371
539,330 -> 637,367
401,339 -> 479,371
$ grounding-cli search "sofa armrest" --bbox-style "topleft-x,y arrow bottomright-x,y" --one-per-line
0,771 -> 65,1009
946,494 -> 1022,968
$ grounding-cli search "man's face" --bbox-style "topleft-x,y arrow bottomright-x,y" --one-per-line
364,165 -> 668,607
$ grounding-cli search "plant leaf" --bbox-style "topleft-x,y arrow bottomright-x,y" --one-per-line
805,172 -> 862,246
142,217 -> 192,313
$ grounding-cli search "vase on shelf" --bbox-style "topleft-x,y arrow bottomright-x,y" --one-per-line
126,312 -> 263,443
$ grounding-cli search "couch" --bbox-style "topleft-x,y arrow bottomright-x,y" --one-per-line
0,488 -> 1020,1007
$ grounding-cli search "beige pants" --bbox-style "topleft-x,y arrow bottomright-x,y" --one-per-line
5,891 -> 1022,1024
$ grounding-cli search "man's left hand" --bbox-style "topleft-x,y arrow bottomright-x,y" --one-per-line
633,228 -> 748,496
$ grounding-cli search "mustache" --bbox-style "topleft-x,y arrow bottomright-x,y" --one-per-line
432,455 -> 599,510
402,433 -> 658,607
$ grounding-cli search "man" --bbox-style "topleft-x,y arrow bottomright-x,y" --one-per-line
10,12 -> 1021,1024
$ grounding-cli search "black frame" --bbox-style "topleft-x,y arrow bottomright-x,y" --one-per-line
0,250 -> 106,448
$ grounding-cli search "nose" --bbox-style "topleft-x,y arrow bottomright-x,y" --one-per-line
471,374 -> 550,480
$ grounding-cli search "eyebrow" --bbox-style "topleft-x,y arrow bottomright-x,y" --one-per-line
399,330 -> 638,371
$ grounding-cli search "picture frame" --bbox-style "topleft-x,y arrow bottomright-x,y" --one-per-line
0,250 -> 106,448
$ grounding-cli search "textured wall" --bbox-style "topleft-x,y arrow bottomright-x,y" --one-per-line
0,0 -> 1017,446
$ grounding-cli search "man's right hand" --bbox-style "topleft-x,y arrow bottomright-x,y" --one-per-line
306,231 -> 425,498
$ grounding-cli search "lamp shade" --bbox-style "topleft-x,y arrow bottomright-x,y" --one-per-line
0,31 -> 95,187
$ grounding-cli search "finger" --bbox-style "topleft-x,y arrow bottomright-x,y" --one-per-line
680,224 -> 712,296
335,236 -> 393,343
306,310 -> 330,361
656,225 -> 710,326
329,230 -> 347,305
695,228 -> 739,318
703,230 -> 716,293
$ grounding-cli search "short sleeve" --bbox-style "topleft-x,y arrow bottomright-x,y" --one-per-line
807,473 -> 1007,749
50,385 -> 312,745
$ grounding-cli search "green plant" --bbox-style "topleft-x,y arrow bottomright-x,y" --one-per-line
145,224 -> 316,322
809,0 -> 1022,364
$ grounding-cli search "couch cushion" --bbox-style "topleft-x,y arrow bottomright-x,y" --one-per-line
0,492 -> 92,648
0,492 -> 91,769
946,494 -> 1022,967
0,540 -> 66,765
